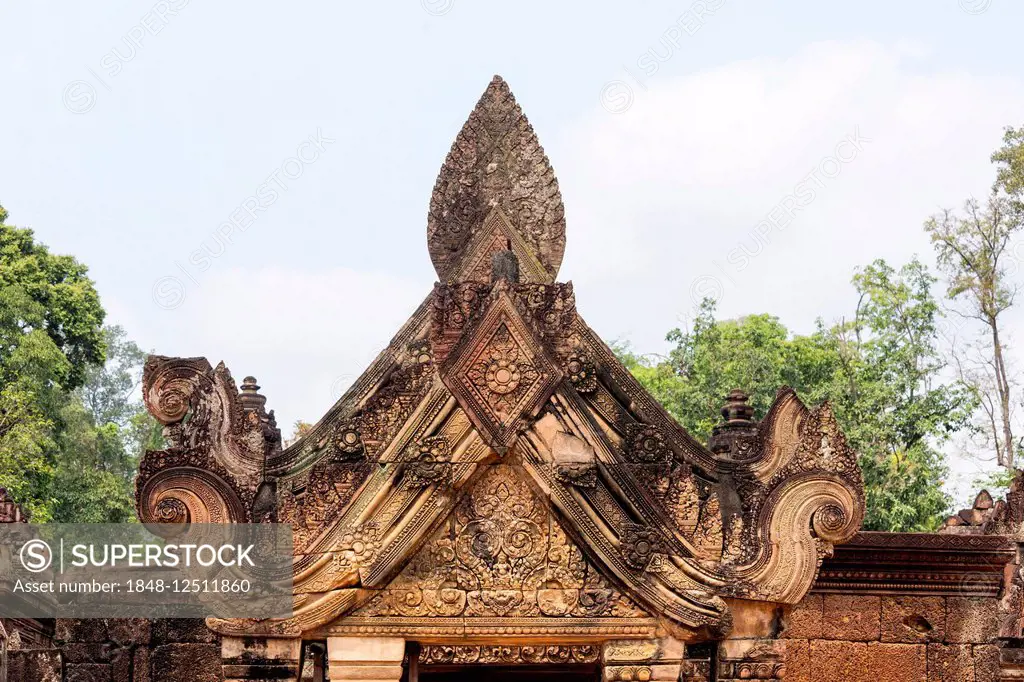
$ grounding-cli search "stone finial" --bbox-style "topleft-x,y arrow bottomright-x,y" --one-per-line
239,375 -> 268,414
708,389 -> 759,457
720,389 -> 755,424
427,75 -> 566,284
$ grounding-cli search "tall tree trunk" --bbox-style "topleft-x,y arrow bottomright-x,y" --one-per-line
991,320 -> 1014,468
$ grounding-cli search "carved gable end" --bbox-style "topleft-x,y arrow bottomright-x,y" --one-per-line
330,462 -> 656,639
142,76 -> 867,646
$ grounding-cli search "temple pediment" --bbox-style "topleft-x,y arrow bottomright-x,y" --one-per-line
325,461 -> 657,641
136,76 -> 866,644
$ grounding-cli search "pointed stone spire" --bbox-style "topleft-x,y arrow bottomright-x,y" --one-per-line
427,75 -> 566,283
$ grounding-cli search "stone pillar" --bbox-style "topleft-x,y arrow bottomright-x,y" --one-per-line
326,636 -> 406,682
222,636 -> 302,682
601,637 -> 685,681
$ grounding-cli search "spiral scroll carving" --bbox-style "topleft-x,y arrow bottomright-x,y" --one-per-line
143,356 -> 215,426
137,467 -> 247,526
155,498 -> 190,524
812,503 -> 851,542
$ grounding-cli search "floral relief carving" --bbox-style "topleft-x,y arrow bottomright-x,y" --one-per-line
626,424 -> 672,464
332,424 -> 364,459
466,322 -> 541,420
332,522 -> 379,573
420,645 -> 599,665
566,352 -> 598,393
353,463 -> 647,619
442,294 -> 561,449
403,436 -> 453,488
148,78 -> 869,641
621,523 -> 668,571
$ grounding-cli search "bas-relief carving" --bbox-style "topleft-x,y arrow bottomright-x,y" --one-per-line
351,463 -> 648,621
137,76 -> 867,650
427,78 -> 566,284
136,358 -> 281,525
420,644 -> 600,665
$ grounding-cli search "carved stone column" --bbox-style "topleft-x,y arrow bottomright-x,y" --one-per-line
221,636 -> 302,682
326,637 -> 406,682
601,637 -> 685,681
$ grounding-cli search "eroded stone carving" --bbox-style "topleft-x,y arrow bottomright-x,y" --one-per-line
420,645 -> 599,665
352,463 -> 648,620
136,357 -> 280,524
427,77 -> 565,283
139,76 -> 866,647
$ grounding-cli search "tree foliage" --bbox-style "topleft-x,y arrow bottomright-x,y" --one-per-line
0,205 -> 155,522
620,259 -> 975,532
923,129 -> 1024,470
925,195 -> 1019,468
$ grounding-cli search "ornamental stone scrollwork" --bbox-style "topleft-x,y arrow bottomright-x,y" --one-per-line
332,523 -> 379,575
565,351 -> 598,394
441,292 -> 561,450
332,424 -> 364,460
626,424 -> 672,464
351,463 -> 648,621
717,640 -> 785,682
141,76 -> 867,647
136,356 -> 280,525
419,645 -> 599,665
402,437 -> 453,488
620,523 -> 668,571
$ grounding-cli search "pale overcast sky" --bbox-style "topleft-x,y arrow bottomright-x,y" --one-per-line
3,0 -> 1023,501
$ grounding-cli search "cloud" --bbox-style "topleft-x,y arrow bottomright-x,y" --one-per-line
554,39 -> 1024,350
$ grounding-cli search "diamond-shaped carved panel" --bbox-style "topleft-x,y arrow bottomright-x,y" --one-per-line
442,292 -> 561,450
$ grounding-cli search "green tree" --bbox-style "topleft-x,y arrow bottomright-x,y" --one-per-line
0,205 -> 106,390
1,206 -> 106,519
992,125 -> 1024,207
838,260 -> 975,531
1,205 -> 156,522
49,325 -> 162,522
620,259 -> 973,531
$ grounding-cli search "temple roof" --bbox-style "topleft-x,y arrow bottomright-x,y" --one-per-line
136,76 -> 866,641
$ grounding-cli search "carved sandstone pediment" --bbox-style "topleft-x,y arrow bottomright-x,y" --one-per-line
138,76 -> 866,643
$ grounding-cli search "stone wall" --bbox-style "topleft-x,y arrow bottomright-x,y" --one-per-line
7,619 -> 221,682
780,594 -> 1001,680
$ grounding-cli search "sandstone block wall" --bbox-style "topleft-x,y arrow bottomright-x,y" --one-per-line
781,594 -> 1002,681
7,619 -> 222,682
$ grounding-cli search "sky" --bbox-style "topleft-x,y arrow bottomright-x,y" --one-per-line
2,0 -> 1023,503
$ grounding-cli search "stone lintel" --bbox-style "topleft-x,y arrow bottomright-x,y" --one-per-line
221,636 -> 302,682
327,637 -> 406,682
